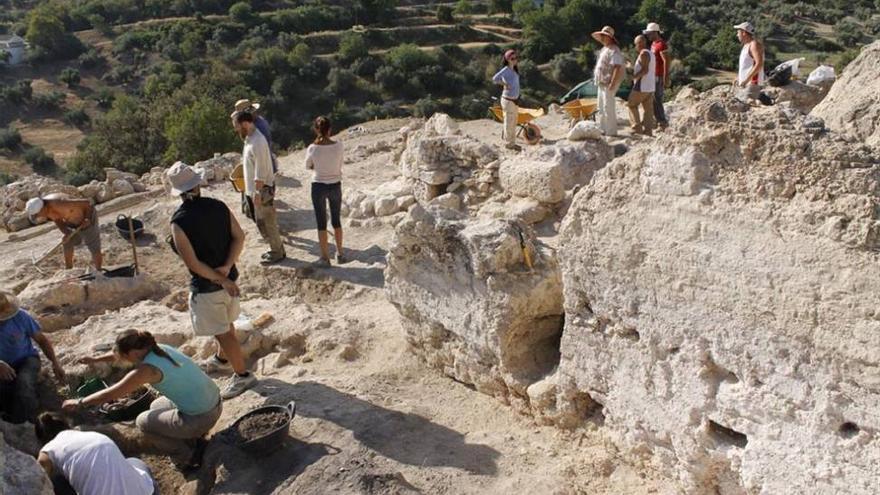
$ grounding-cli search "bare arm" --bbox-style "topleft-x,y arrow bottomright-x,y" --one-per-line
72,365 -> 161,409
172,224 -> 239,296
745,40 -> 764,84
218,210 -> 245,276
38,452 -> 54,478
660,50 -> 670,80
611,64 -> 624,90
634,51 -> 649,79
80,352 -> 115,365
32,332 -> 64,380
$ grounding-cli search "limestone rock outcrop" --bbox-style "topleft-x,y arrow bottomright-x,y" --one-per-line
812,40 -> 880,146
0,431 -> 53,495
385,204 -> 563,408
556,94 -> 880,493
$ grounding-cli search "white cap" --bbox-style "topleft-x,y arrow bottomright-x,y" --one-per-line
165,161 -> 206,195
25,197 -> 45,220
734,22 -> 755,35
644,22 -> 662,34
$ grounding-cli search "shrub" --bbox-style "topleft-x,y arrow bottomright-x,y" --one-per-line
437,5 -> 454,23
550,52 -> 581,86
93,88 -> 115,109
0,127 -> 22,151
835,18 -> 862,46
0,172 -> 17,186
413,96 -> 441,117
338,32 -> 369,63
352,55 -> 381,77
23,147 -> 57,175
229,2 -> 255,24
32,91 -> 66,109
0,80 -> 33,103
375,64 -> 407,92
64,108 -> 90,127
59,67 -> 81,88
327,67 -> 358,95
77,48 -> 105,69
386,44 -> 435,73
454,0 -> 475,16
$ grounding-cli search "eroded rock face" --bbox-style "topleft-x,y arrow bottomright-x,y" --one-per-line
556,95 -> 880,493
812,40 -> 880,147
385,204 -> 563,409
0,431 -> 53,495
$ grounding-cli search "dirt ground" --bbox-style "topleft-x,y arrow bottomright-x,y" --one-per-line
0,117 -> 676,494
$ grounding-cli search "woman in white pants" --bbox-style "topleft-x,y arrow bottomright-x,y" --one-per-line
492,49 -> 521,150
592,26 -> 625,137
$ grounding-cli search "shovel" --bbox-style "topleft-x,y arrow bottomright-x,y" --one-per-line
126,215 -> 139,276
31,224 -> 86,275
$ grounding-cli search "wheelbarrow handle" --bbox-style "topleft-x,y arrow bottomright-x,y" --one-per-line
117,214 -> 128,222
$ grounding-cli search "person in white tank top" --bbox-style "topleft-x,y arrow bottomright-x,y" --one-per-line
734,21 -> 765,102
627,35 -> 657,136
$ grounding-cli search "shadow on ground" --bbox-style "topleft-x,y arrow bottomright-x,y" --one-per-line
253,379 -> 500,475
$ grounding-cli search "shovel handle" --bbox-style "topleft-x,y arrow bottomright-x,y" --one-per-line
127,215 -> 139,275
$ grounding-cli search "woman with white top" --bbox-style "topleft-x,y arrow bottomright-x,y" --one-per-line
492,49 -> 521,150
305,116 -> 346,267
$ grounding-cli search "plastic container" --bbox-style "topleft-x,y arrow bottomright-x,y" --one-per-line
76,378 -> 108,398
230,401 -> 296,456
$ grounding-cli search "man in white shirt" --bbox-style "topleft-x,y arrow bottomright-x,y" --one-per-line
232,111 -> 285,264
36,412 -> 157,495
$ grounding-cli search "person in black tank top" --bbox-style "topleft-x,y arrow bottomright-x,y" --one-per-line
166,161 -> 256,400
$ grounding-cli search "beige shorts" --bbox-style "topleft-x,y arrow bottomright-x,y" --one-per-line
69,208 -> 101,255
189,290 -> 240,337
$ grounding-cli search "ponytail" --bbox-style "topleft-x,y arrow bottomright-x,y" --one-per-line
115,329 -> 179,367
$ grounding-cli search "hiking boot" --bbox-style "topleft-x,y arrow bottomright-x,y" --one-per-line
221,373 -> 256,400
336,253 -> 349,265
199,354 -> 231,374
260,252 -> 286,265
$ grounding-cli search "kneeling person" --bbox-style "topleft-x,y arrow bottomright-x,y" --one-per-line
36,412 -> 158,495
64,330 -> 222,442
26,194 -> 103,270
166,161 -> 256,399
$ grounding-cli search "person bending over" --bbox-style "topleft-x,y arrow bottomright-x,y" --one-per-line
26,194 -> 103,270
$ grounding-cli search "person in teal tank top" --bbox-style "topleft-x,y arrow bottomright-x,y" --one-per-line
63,330 -> 223,442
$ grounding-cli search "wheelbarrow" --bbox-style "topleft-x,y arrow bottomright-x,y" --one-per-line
562,98 -> 598,122
489,103 -> 545,145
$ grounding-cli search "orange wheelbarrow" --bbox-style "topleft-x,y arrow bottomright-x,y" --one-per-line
562,98 -> 598,122
489,104 -> 545,145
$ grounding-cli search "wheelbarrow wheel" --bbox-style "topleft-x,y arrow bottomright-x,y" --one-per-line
522,123 -> 542,145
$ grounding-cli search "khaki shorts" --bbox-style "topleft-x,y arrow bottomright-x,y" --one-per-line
70,208 -> 101,255
189,290 -> 240,337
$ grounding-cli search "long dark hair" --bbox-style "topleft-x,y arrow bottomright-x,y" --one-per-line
115,329 -> 179,367
499,54 -> 519,73
312,116 -> 331,143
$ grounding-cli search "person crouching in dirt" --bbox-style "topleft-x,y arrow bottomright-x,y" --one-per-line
36,412 -> 158,495
0,290 -> 65,424
63,330 -> 222,451
232,110 -> 286,265
492,49 -> 522,151
26,194 -> 103,270
165,161 -> 256,399
306,116 -> 347,267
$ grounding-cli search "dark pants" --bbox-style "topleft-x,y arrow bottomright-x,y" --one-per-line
0,356 -> 41,424
311,182 -> 342,231
653,76 -> 667,125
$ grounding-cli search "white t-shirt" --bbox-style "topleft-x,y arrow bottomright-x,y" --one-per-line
305,141 -> 344,184
243,129 -> 274,196
41,430 -> 154,495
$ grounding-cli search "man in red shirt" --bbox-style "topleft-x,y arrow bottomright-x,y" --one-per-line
644,22 -> 669,128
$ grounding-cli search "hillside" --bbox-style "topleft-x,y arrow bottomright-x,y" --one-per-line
2,0 -> 878,186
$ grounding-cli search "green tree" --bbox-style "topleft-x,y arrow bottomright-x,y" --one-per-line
489,0 -> 513,14
59,67 -> 81,88
25,8 -> 66,54
521,9 -> 571,62
454,0 -> 474,16
229,2 -> 255,24
164,97 -> 239,164
356,0 -> 397,24
23,147 -> 57,176
835,18 -> 861,46
437,5 -> 454,23
338,32 -> 368,63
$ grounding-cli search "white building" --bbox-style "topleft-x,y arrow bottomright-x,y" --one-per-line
0,35 -> 27,66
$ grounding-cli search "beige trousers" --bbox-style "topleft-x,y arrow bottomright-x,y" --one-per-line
627,90 -> 656,135
501,97 -> 518,145
253,188 -> 285,256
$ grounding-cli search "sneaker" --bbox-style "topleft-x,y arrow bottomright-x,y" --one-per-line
336,253 -> 349,265
260,253 -> 286,265
221,373 -> 256,400
313,257 -> 331,268
199,354 -> 231,374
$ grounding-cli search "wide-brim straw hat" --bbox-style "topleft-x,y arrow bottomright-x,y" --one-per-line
591,26 -> 618,45
643,22 -> 662,34
0,290 -> 20,321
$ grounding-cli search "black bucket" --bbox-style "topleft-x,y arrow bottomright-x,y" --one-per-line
229,401 -> 296,455
99,388 -> 155,422
115,214 -> 144,240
